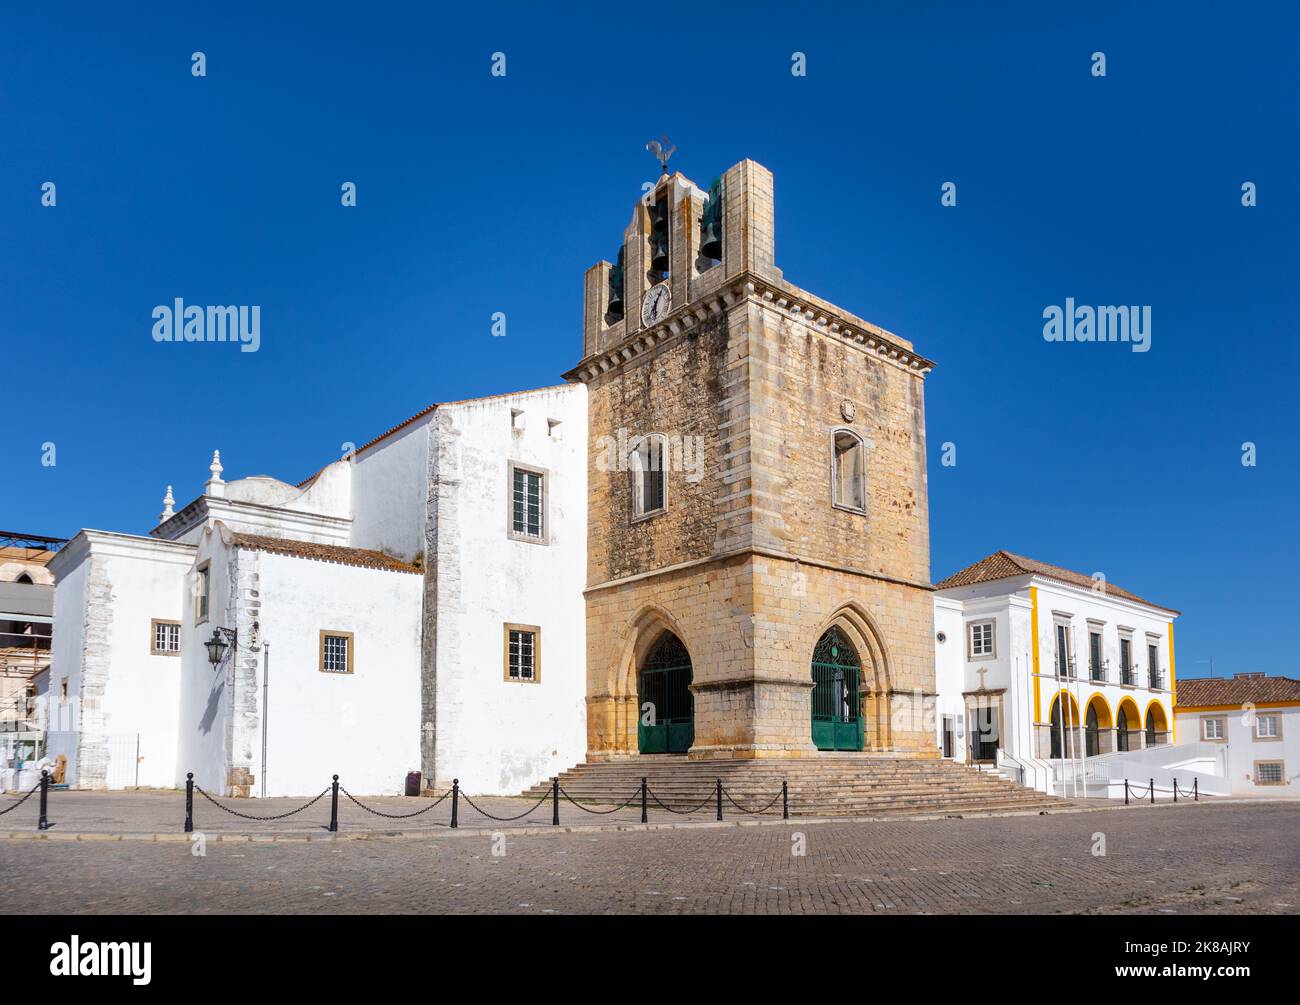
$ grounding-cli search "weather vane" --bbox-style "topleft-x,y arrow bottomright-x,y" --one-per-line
646,135 -> 676,175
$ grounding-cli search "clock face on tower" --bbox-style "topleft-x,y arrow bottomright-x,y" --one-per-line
641,282 -> 672,327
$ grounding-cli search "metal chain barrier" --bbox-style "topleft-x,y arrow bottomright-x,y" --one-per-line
0,782 -> 41,816
193,784 -> 330,821
648,787 -> 716,815
723,787 -> 785,815
341,786 -> 451,819
456,787 -> 553,822
557,784 -> 643,815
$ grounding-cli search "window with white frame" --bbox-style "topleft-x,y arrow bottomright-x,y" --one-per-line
1202,717 -> 1225,740
1147,642 -> 1161,688
1089,630 -> 1104,680
968,620 -> 994,659
319,631 -> 353,674
1054,621 -> 1073,677
831,430 -> 866,512
151,619 -> 181,656
1256,714 -> 1281,739
631,434 -> 667,518
509,464 -> 545,541
1119,636 -> 1133,683
1255,761 -> 1284,785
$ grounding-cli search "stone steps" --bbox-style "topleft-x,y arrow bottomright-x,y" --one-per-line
520,756 -> 1067,817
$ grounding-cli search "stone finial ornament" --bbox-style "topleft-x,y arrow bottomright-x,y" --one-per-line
159,485 -> 175,522
205,450 -> 226,498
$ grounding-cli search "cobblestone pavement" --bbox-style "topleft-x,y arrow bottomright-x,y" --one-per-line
1,801 -> 1295,914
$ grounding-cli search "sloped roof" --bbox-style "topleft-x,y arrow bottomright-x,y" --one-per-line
935,550 -> 1178,614
230,533 -> 421,574
1175,674 -> 1300,708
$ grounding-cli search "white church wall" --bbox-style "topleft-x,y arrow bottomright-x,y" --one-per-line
48,545 -> 88,738
175,527 -> 236,793
252,550 -> 422,796
932,597 -> 965,760
433,385 -> 588,795
350,418 -> 433,563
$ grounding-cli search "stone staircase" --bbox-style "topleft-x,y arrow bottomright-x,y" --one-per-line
521,755 -> 1069,818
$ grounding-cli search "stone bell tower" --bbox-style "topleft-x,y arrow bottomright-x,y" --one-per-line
564,158 -> 938,762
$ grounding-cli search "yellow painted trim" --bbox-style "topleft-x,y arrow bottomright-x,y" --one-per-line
1085,692 -> 1114,729
1174,700 -> 1300,713
1142,697 -> 1170,731
1031,587 -> 1041,722
1047,688 -> 1081,725
1167,622 -> 1177,742
1116,694 -> 1142,728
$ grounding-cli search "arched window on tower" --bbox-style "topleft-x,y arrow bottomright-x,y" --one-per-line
631,433 -> 668,519
831,430 -> 866,512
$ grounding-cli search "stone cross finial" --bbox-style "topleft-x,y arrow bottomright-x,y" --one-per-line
159,485 -> 175,523
205,450 -> 226,498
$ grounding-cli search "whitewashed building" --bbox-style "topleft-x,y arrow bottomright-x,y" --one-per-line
46,384 -> 588,796
1174,675 -> 1300,795
932,551 -> 1181,795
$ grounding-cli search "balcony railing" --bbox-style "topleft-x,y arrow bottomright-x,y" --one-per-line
1090,659 -> 1109,683
1119,664 -> 1135,686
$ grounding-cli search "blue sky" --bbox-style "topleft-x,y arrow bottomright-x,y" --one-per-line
2,2 -> 1296,679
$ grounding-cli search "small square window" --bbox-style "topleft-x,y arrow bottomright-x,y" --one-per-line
1256,714 -> 1280,739
1255,761 -> 1284,785
504,624 -> 540,683
319,631 -> 354,674
968,621 -> 994,659
151,619 -> 181,656
1203,717 -> 1225,740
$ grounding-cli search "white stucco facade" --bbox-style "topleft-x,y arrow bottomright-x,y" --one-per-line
1174,696 -> 1299,796
48,383 -> 589,797
932,554 -> 1180,797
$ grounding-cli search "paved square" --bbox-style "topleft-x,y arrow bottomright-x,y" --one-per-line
1,801 -> 1296,914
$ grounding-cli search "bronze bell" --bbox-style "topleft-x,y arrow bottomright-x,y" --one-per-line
650,199 -> 670,272
699,178 -> 723,260
608,247 -> 625,318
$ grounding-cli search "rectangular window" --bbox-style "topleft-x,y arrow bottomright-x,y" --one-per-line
831,431 -> 866,512
1119,637 -> 1132,684
968,621 -> 994,658
638,438 -> 666,516
1202,717 -> 1225,740
60,677 -> 68,701
319,631 -> 354,674
509,464 -> 545,541
1147,643 -> 1161,688
151,619 -> 181,656
195,564 -> 210,624
1089,631 -> 1104,681
1256,714 -> 1280,739
1055,623 -> 1072,677
1255,761 -> 1284,785
503,623 -> 541,683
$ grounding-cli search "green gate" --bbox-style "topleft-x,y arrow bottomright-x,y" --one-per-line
638,632 -> 694,754
811,627 -> 863,751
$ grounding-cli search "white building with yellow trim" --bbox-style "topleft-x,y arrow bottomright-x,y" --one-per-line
933,551 -> 1180,794
1174,674 -> 1300,795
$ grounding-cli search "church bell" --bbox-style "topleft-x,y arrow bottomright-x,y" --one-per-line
699,177 -> 723,261
607,246 -> 625,319
649,198 -> 671,273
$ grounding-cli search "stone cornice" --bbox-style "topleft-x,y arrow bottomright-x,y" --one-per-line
563,271 -> 937,385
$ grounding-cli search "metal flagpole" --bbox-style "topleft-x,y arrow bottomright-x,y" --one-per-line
261,642 -> 269,799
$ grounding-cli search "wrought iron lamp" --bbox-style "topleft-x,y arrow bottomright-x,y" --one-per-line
204,627 -> 237,668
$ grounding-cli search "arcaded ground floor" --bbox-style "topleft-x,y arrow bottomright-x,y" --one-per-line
1,800 -> 1296,914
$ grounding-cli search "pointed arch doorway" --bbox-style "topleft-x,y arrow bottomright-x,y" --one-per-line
811,627 -> 864,751
637,631 -> 694,754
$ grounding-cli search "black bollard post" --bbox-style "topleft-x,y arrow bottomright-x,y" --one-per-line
1194,777 -> 1199,801
1173,779 -> 1178,802
37,770 -> 49,831
329,775 -> 340,832
184,772 -> 194,833
552,777 -> 559,827
1124,779 -> 1129,805
450,778 -> 459,829
716,778 -> 722,821
640,777 -> 647,824
782,780 -> 789,820
1149,777 -> 1155,805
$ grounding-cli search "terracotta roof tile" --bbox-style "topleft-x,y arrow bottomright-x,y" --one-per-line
935,550 -> 1178,613
1175,674 -> 1300,708
230,533 -> 421,574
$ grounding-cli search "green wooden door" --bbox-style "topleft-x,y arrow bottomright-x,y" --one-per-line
811,627 -> 863,751
637,632 -> 694,754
